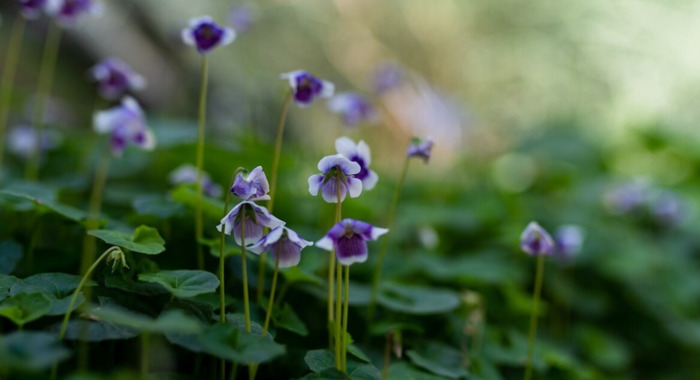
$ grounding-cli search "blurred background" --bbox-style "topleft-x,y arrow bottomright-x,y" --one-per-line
2,0 -> 700,379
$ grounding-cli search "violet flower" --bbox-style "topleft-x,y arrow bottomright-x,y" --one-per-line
371,62 -> 403,94
553,225 -> 584,264
280,70 -> 334,107
327,93 -> 378,127
520,221 -> 555,256
316,219 -> 388,266
249,226 -> 312,268
231,166 -> 270,201
335,137 -> 378,191
169,164 -> 222,198
181,16 -> 236,55
228,3 -> 254,34
650,191 -> 684,227
603,180 -> 647,216
406,137 -> 434,163
46,0 -> 100,26
20,0 -> 47,19
93,96 -> 155,157
217,201 -> 284,246
89,58 -> 146,101
308,154 -> 362,203
7,125 -> 60,159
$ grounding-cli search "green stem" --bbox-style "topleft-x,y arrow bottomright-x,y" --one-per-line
334,260 -> 342,370
80,150 -> 111,276
258,90 -> 293,304
26,21 -> 62,180
240,206 -> 251,333
220,170 -> 243,324
58,246 -> 120,340
195,54 -> 209,270
524,254 -> 546,380
229,362 -> 238,380
262,250 -> 280,336
382,330 -> 391,380
341,264 -> 350,372
141,332 -> 150,376
0,16 -> 26,179
329,176 -> 342,352
367,156 -> 410,327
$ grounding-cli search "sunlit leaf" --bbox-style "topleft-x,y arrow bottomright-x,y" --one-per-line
89,225 -> 165,255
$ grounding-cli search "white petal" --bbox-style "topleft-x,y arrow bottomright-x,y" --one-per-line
45,0 -> 62,15
189,16 -> 213,27
356,140 -> 371,166
139,129 -> 157,151
315,236 -> 334,252
319,80 -> 335,98
220,28 -> 236,47
121,96 -> 142,115
129,74 -> 147,91
327,93 -> 352,113
362,170 -> 378,191
280,70 -> 304,91
370,227 -> 389,240
93,109 -> 119,134
317,154 -> 360,175
308,174 -> 323,196
266,226 -> 285,244
286,228 -> 313,248
347,178 -> 363,198
335,136 -> 357,159
181,28 -> 195,46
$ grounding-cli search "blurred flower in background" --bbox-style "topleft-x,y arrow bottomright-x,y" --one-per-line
228,3 -> 254,34
89,58 -> 146,101
281,71 -> 334,107
93,97 -> 155,157
371,62 -> 403,95
406,137 -> 434,163
649,191 -> 686,227
7,125 -> 61,159
20,0 -> 47,19
169,164 -> 223,198
603,180 -> 649,216
553,225 -> 585,265
46,0 -> 101,26
327,93 -> 378,127
520,221 -> 555,256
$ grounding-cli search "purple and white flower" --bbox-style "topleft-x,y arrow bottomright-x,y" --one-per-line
7,124 -> 61,159
217,201 -> 284,246
553,225 -> 584,263
316,219 -> 388,266
231,166 -> 270,201
650,191 -> 684,227
371,62 -> 403,94
603,180 -> 647,216
280,70 -> 334,107
249,226 -> 312,268
520,221 -> 555,256
89,58 -> 146,100
169,164 -> 223,198
93,96 -> 155,157
327,93 -> 378,127
308,154 -> 362,203
20,0 -> 47,19
46,0 -> 100,26
335,137 -> 378,191
181,16 -> 236,55
406,137 -> 434,163
228,3 -> 254,34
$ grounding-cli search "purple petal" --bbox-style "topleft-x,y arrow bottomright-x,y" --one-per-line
335,234 -> 368,265
317,154 -> 360,175
320,178 -> 347,203
308,174 -> 324,196
520,221 -> 554,256
346,178 -> 363,198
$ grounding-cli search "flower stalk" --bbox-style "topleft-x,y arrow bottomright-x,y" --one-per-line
195,54 -> 209,270
261,248 -> 281,336
80,150 -> 111,276
0,16 -> 26,178
341,264 -> 350,371
524,254 -> 546,380
219,169 -> 243,324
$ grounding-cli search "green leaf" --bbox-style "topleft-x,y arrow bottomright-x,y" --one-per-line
200,323 -> 286,363
226,313 -> 266,336
406,343 -> 469,379
132,194 -> 185,218
171,185 -> 225,219
89,225 -> 165,255
281,266 -> 324,286
138,270 -> 220,298
90,305 -> 203,334
0,240 -> 22,275
273,303 -> 308,336
58,320 -> 139,342
10,273 -> 95,315
377,282 -> 462,315
349,364 -> 381,380
304,349 -> 336,373
0,292 -> 52,327
0,188 -> 86,222
387,362 -> 448,380
0,331 -> 71,372
0,275 -> 18,302
347,344 -> 371,363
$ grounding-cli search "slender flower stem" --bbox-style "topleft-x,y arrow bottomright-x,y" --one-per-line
80,150 -> 111,276
240,206 -> 251,333
257,90 -> 293,304
334,260 -> 342,369
367,157 -> 410,326
0,16 -> 26,179
341,264 -> 350,372
195,54 -> 210,270
26,21 -> 62,180
524,254 -> 546,380
219,170 -> 243,323
382,330 -> 391,380
328,176 -> 342,351
262,248 -> 281,336
141,332 -> 150,376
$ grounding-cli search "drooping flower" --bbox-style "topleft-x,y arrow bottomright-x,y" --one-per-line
249,226 -> 312,268
308,154 -> 362,203
228,3 -> 254,34
316,219 -> 388,266
7,125 -> 61,159
169,164 -> 222,198
327,93 -> 378,127
553,225 -> 584,263
20,0 -> 48,19
231,166 -> 270,201
371,62 -> 403,94
93,96 -> 155,157
335,137 -> 378,191
280,70 -> 334,107
406,137 -> 434,163
181,16 -> 236,55
89,58 -> 145,100
217,201 -> 284,246
106,247 -> 129,273
520,221 -> 555,256
46,0 -> 100,26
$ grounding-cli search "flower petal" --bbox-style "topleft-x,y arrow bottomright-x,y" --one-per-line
321,180 -> 346,203
219,28 -> 237,47
336,234 -> 368,266
335,136 -> 357,159
356,140 -> 371,166
347,178 -> 363,198
315,236 -> 334,252
181,28 -> 196,46
189,16 -> 213,27
362,170 -> 378,191
318,80 -> 335,98
308,174 -> 324,196
280,70 -> 305,91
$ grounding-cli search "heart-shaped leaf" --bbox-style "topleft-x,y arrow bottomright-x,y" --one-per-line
406,343 -> 469,379
0,331 -> 71,372
378,282 -> 462,315
10,273 -> 95,315
90,305 -> 203,335
0,292 -> 52,327
138,270 -> 219,298
89,225 -> 165,255
0,275 -> 18,302
0,241 -> 22,275
200,323 -> 285,363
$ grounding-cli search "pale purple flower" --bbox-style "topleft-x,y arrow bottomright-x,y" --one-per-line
406,137 -> 434,163
308,154 -> 362,203
316,219 -> 388,266
217,201 -> 284,246
249,226 -> 312,268
169,164 -> 223,198
650,191 -> 684,227
603,181 -> 647,215
553,225 -> 584,263
89,58 -> 146,100
231,166 -> 270,201
520,221 -> 554,256
327,93 -> 378,127
20,0 -> 47,19
181,16 -> 236,54
46,0 -> 100,26
335,137 -> 378,191
7,125 -> 61,159
228,4 -> 254,34
280,70 -> 334,107
371,62 -> 403,94
93,96 -> 155,157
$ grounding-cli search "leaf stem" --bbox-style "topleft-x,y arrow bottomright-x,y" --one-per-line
262,248 -> 280,336
0,16 -> 26,179
524,254 -> 546,380
195,54 -> 209,270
